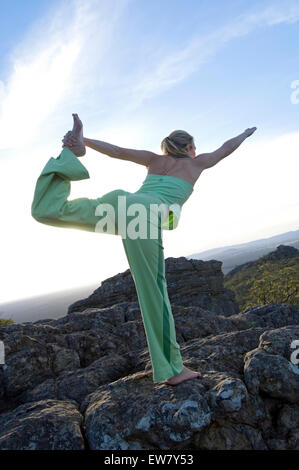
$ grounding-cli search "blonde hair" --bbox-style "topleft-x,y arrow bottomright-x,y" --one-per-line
161,130 -> 194,157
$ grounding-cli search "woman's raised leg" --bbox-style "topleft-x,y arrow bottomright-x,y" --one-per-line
31,146 -> 125,235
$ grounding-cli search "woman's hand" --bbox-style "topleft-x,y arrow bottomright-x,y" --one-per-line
244,127 -> 257,137
62,131 -> 86,157
62,131 -> 76,146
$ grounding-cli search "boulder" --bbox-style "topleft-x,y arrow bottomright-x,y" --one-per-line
0,399 -> 84,450
68,257 -> 239,316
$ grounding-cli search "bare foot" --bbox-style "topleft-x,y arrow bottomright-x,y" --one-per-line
62,113 -> 86,157
71,113 -> 84,143
164,366 -> 201,386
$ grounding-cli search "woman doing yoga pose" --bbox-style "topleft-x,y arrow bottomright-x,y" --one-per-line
31,114 -> 256,385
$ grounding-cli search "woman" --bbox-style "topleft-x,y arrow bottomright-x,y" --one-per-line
31,114 -> 256,385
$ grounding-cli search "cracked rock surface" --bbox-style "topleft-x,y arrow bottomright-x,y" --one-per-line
0,257 -> 298,450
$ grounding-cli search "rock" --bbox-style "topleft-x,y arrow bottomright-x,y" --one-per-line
2,335 -> 53,398
276,404 -> 299,449
0,399 -> 84,450
82,374 -> 211,450
265,401 -> 299,450
207,377 -> 249,413
68,257 -> 239,316
194,422 -> 267,450
244,326 -> 299,403
1,318 -> 297,449
0,255 -> 298,450
20,352 -> 136,406
230,304 -> 299,330
0,303 -> 241,409
49,344 -> 81,374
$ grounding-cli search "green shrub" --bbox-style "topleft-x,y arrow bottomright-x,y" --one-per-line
224,254 -> 299,310
0,318 -> 14,328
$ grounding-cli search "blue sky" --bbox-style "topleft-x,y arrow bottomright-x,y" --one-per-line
0,0 -> 298,303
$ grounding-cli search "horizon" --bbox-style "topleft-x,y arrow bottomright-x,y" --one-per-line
0,227 -> 297,306
1,0 -> 299,303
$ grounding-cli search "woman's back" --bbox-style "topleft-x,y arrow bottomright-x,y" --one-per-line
147,153 -> 203,187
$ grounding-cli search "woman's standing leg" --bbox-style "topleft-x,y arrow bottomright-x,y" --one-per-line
121,199 -> 184,383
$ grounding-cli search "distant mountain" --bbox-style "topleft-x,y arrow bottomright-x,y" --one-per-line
187,229 -> 299,274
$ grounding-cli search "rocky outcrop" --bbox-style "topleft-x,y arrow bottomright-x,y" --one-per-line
0,400 -> 84,450
68,257 -> 239,316
0,257 -> 298,450
229,303 -> 299,330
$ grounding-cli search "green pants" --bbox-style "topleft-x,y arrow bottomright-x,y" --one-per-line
31,148 -> 184,382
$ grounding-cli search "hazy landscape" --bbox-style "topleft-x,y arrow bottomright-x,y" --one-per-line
188,229 -> 299,274
1,229 -> 298,324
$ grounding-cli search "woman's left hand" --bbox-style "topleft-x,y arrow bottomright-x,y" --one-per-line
62,131 -> 77,147
62,131 -> 86,157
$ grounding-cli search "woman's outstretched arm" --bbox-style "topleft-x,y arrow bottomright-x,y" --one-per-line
194,127 -> 257,170
83,137 -> 159,167
62,114 -> 157,167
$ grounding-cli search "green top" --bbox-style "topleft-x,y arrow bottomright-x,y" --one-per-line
135,173 -> 194,230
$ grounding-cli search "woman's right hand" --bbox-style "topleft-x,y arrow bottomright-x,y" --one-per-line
244,127 -> 257,137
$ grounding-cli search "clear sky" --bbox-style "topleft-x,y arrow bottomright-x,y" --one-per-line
0,0 -> 298,303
